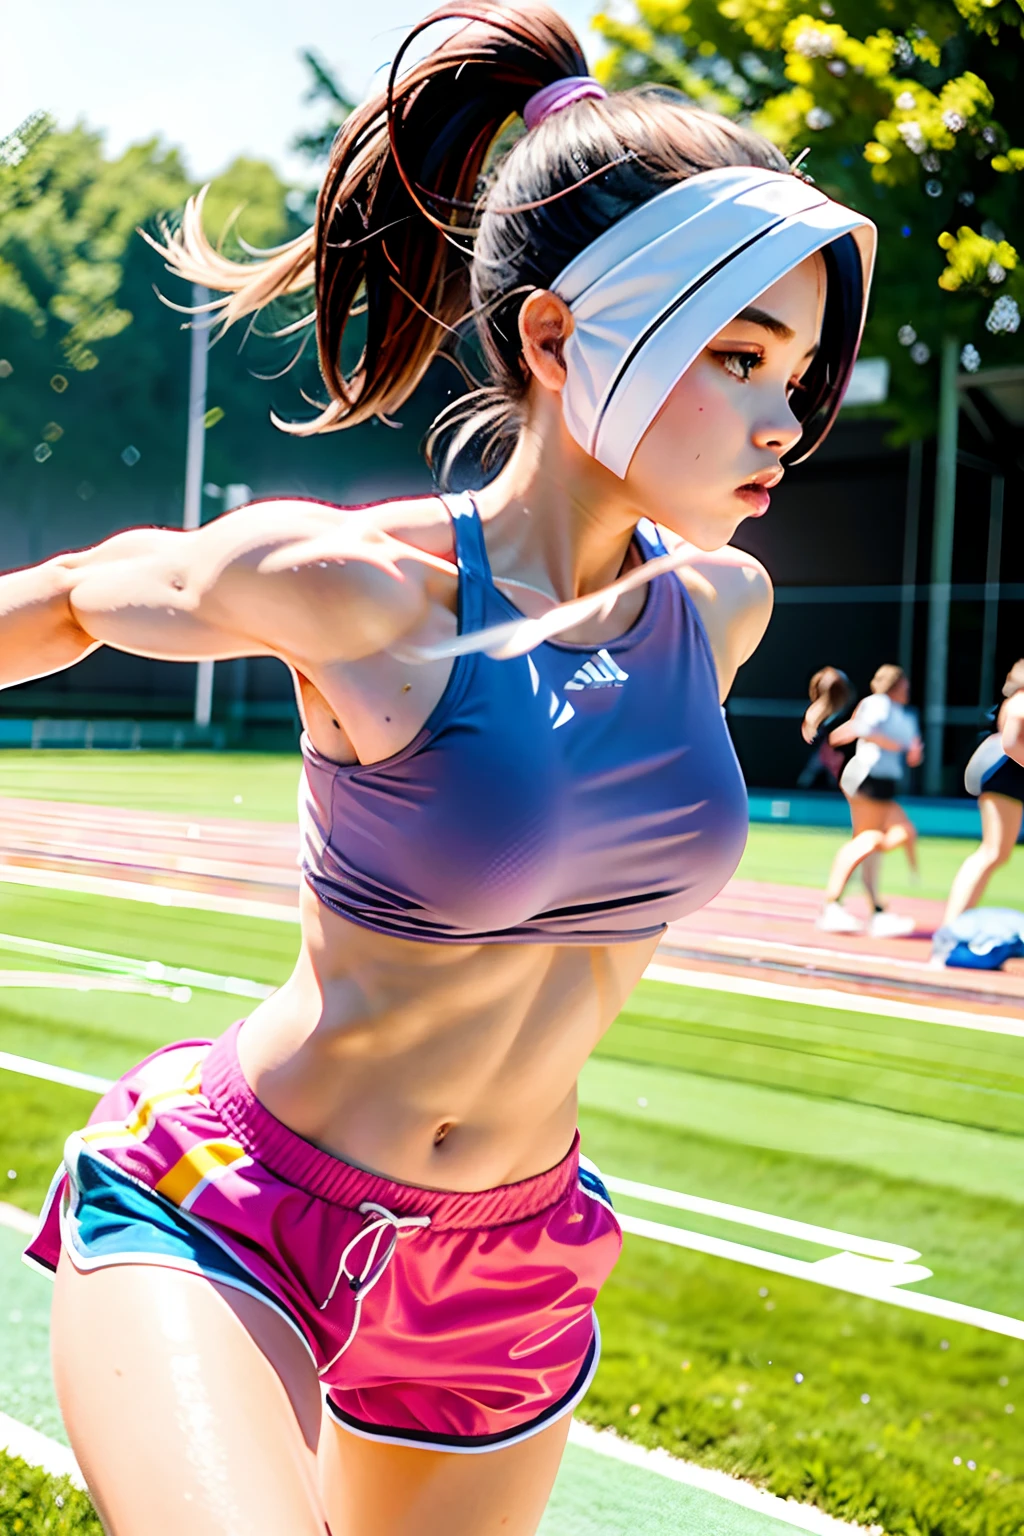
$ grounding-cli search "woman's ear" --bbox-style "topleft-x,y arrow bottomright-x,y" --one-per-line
518,289 -> 574,393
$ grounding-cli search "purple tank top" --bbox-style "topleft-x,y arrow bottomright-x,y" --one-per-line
300,494 -> 748,943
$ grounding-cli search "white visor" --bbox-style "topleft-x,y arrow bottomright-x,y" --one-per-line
552,165 -> 877,480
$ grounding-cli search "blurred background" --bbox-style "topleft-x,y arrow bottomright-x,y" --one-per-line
1,0 -> 1022,797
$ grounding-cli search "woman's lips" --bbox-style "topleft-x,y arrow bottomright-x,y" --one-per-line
734,485 -> 771,516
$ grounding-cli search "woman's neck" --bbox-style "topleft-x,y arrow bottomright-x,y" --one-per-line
469,388 -> 646,610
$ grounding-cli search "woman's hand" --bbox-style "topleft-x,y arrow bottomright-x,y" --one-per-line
906,738 -> 924,769
827,719 -> 860,748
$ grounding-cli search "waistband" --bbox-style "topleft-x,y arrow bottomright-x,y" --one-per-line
201,1019 -> 580,1231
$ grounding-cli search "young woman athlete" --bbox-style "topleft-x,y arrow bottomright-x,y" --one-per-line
14,6 -> 875,1531
817,664 -> 923,937
944,659 -> 1024,925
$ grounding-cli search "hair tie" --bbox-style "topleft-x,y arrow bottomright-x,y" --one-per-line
523,76 -> 608,131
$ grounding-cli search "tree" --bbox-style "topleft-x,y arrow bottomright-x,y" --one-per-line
0,110 -> 435,571
292,49 -> 355,165
594,0 -> 1024,440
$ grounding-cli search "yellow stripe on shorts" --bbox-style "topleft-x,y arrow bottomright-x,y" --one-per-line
154,1140 -> 249,1207
80,1056 -> 206,1151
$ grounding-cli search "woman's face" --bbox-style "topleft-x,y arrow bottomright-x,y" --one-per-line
624,251 -> 827,551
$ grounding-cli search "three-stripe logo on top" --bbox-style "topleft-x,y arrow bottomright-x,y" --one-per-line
564,649 -> 630,692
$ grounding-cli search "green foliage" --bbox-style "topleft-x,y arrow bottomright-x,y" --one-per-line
594,0 -> 1024,438
291,49 -> 355,165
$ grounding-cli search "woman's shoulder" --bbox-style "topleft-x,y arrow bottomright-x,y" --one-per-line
653,525 -> 773,696
652,526 -> 773,616
258,492 -> 456,561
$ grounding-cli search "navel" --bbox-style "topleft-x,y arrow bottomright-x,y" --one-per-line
433,1121 -> 454,1146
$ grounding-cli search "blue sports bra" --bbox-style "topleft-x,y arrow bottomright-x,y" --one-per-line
299,493 -> 748,944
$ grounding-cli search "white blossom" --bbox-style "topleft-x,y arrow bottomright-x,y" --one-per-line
987,260 -> 1007,284
793,28 -> 834,57
942,110 -> 966,133
986,296 -> 1020,334
898,121 -> 927,155
910,341 -> 931,364
805,107 -> 834,130
895,91 -> 916,112
898,324 -> 917,346
960,344 -> 981,373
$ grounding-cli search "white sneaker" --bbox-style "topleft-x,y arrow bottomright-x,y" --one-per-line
869,910 -> 916,938
817,902 -> 864,933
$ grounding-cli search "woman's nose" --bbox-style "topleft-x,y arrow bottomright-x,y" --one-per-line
751,395 -> 804,455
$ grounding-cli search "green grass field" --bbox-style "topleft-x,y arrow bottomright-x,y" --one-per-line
1,751 -> 1024,1532
2,884 -> 1024,1531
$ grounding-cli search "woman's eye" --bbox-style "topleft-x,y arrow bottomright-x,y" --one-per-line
720,352 -> 761,382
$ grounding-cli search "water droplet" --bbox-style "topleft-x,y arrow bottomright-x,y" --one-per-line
121,445 -> 141,467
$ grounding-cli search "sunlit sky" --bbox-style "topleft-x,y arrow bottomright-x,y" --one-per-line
2,0 -> 604,184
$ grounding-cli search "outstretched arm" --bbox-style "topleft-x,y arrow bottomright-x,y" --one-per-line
0,501 -> 447,692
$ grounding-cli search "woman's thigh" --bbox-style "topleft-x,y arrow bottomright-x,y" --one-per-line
318,1410 -> 572,1536
50,1250 -> 328,1536
848,794 -> 889,837
980,792 -> 1023,860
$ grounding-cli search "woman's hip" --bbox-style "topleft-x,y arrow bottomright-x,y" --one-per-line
23,1019 -> 622,1451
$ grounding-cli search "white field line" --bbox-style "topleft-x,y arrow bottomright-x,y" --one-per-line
0,864 -> 299,922
0,1412 -> 87,1490
0,1200 -> 37,1235
0,970 -> 192,1002
0,1407 -> 872,1531
642,961 -> 1024,1035
603,1174 -> 920,1264
0,1051 -> 114,1095
616,1213 -> 1024,1342
2,1047 -> 1023,1345
567,1422 -> 880,1535
0,931 -> 273,1001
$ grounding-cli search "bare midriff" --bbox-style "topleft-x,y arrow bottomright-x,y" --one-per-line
235,880 -> 659,1193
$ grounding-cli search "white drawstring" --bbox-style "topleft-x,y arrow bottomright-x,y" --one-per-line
316,1200 -> 431,1378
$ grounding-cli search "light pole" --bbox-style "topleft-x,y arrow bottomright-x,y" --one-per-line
182,284 -> 211,728
923,336 -> 960,796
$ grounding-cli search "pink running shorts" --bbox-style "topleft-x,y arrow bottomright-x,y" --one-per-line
24,1018 -> 622,1452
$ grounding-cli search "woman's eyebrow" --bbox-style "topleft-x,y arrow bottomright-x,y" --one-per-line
733,305 -> 795,340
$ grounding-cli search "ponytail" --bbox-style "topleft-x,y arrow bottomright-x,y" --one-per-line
145,0 -> 791,471
803,667 -> 852,743
147,3 -> 585,435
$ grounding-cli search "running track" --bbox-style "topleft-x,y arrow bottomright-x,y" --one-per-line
1,796 -> 1021,1014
